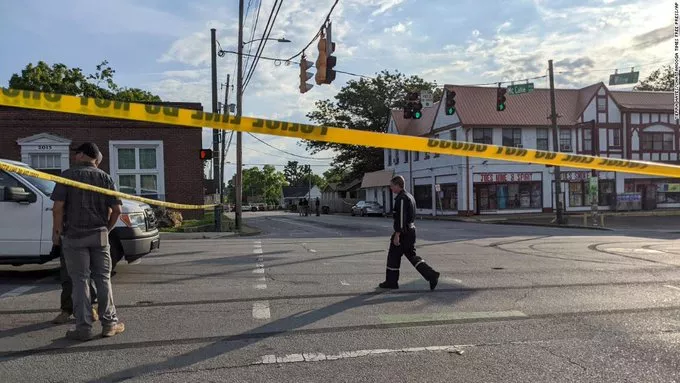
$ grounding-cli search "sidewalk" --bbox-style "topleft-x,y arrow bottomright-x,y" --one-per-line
417,209 -> 680,231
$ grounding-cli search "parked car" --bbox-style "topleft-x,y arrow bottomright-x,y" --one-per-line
0,159 -> 160,268
351,201 -> 385,217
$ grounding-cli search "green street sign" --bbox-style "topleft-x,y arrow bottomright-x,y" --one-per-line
609,71 -> 639,85
506,83 -> 534,95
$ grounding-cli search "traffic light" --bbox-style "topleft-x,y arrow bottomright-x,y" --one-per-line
325,22 -> 337,84
445,90 -> 456,115
496,87 -> 507,112
403,92 -> 422,119
200,149 -> 213,161
299,55 -> 314,94
314,33 -> 328,85
314,23 -> 337,85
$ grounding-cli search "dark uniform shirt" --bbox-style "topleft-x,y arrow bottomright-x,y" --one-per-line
393,190 -> 416,234
51,163 -> 122,239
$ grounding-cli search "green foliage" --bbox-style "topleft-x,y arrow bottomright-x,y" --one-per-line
283,161 -> 325,189
303,70 -> 441,181
8,60 -> 162,102
634,65 -> 674,91
227,165 -> 288,204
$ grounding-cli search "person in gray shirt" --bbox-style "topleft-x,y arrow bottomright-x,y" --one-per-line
51,142 -> 125,341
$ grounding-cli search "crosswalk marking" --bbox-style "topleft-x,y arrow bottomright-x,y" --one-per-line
0,286 -> 36,299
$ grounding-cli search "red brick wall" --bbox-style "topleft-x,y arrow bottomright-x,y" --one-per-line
0,105 -> 205,219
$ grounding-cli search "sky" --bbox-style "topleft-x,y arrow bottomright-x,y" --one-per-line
0,0 -> 673,183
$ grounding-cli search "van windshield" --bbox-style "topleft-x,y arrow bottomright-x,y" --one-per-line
21,175 -> 56,197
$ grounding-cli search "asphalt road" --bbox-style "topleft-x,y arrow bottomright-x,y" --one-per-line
2,212 -> 680,382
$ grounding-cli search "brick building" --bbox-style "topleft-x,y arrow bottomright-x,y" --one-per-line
0,102 -> 206,218
380,82 -> 678,216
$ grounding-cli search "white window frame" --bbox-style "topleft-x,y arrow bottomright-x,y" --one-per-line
109,140 -> 165,200
17,133 -> 72,173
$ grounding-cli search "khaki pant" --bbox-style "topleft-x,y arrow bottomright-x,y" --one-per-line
62,229 -> 119,332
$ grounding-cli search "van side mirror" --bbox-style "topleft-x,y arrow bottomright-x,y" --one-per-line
4,187 -> 36,203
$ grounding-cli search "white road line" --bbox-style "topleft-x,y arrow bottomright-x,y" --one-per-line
252,301 -> 271,319
1,286 -> 36,299
253,248 -> 263,254
664,285 -> 680,291
340,280 -> 350,286
255,345 -> 465,365
255,284 -> 268,290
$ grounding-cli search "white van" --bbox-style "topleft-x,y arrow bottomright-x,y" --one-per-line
0,159 -> 160,268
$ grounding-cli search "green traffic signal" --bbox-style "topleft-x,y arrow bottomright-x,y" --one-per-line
497,103 -> 505,111
446,107 -> 455,115
414,110 -> 422,119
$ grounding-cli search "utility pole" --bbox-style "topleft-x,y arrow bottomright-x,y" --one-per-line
549,59 -> 564,225
590,119 -> 599,226
220,74 -> 230,210
210,28 -> 222,232
235,0 -> 244,231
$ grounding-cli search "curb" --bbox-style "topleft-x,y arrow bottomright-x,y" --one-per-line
491,221 -> 614,231
160,232 -> 237,240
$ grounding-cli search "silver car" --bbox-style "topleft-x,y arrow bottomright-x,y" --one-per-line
351,201 -> 385,217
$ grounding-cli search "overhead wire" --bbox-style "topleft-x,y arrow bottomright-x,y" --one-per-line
243,0 -> 262,76
284,0 -> 340,62
247,132 -> 334,160
244,0 -> 283,92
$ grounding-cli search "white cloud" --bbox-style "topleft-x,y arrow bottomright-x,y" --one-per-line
472,29 -> 480,37
370,0 -> 405,16
384,21 -> 412,34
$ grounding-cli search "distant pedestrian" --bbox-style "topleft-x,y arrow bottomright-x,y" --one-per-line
379,175 -> 440,290
51,142 -> 125,341
315,197 -> 320,216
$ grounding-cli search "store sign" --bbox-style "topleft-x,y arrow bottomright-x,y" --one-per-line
477,172 -> 537,183
561,171 -> 590,181
660,183 -> 680,192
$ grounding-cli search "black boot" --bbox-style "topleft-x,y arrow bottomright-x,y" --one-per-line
415,261 -> 440,290
379,269 -> 399,289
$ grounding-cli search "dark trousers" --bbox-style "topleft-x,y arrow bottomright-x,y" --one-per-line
59,252 -> 97,314
385,230 -> 438,285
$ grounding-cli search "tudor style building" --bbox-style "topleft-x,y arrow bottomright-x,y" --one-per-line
379,82 -> 677,216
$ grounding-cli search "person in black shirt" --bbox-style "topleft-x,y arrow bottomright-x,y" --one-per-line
379,175 -> 440,290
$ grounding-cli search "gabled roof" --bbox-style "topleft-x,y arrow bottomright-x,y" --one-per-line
361,169 -> 394,188
390,101 -> 439,136
609,90 -> 673,111
16,132 -> 72,144
444,85 -> 580,126
282,186 -> 310,198
438,83 -> 674,127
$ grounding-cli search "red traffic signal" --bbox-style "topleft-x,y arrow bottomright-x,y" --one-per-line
200,149 -> 213,161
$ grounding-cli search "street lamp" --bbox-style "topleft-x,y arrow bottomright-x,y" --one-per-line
242,37 -> 291,46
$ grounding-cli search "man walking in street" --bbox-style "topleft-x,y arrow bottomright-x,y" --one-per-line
379,175 -> 440,290
315,197 -> 320,216
51,142 -> 125,341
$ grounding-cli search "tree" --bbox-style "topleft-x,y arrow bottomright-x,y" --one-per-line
8,60 -> 162,102
227,165 -> 287,205
634,65 -> 674,91
303,70 -> 442,181
323,166 -> 350,186
283,161 -> 325,189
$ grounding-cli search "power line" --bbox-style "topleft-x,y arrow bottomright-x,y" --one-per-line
243,0 -> 263,77
243,0 -> 278,84
247,132 -> 334,160
225,162 -> 330,167
219,50 -> 374,79
285,0 -> 340,61
244,0 -> 283,92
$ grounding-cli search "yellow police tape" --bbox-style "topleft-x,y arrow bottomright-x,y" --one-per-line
0,159 -> 216,210
2,87 -> 680,209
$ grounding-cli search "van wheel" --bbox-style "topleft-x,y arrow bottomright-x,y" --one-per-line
111,240 -> 124,270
